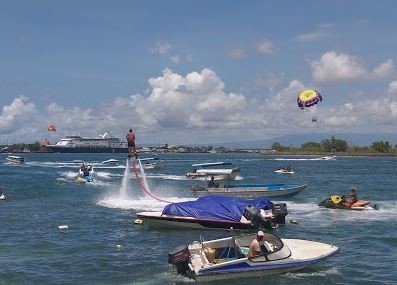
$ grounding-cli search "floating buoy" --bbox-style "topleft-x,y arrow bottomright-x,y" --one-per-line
289,219 -> 299,225
58,225 -> 69,230
134,218 -> 143,225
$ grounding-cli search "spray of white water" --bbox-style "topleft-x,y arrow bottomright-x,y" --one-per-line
98,158 -> 194,210
119,159 -> 130,198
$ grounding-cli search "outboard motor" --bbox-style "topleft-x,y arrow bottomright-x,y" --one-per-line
244,205 -> 274,229
168,245 -> 190,275
272,203 -> 288,225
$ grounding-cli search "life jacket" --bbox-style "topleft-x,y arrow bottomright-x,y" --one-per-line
127,132 -> 135,143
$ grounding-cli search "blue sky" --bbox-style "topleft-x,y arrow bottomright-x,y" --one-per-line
1,0 -> 397,145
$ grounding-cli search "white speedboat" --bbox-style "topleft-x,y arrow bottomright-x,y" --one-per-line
6,155 -> 25,164
274,169 -> 294,174
318,155 -> 336,160
101,159 -> 120,166
0,193 -> 5,200
138,157 -> 165,169
169,232 -> 339,281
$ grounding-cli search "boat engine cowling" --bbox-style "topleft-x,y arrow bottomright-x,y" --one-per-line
272,203 -> 288,225
244,205 -> 274,229
168,245 -> 190,275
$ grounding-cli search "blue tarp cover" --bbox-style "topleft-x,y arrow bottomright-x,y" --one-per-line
162,196 -> 273,222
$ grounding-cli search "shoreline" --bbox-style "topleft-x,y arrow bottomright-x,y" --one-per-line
1,150 -> 396,157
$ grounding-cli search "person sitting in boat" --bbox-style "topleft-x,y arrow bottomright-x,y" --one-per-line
286,164 -> 292,172
247,231 -> 266,257
207,176 -> 218,188
346,187 -> 358,203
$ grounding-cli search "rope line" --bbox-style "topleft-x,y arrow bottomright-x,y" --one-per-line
131,158 -> 172,203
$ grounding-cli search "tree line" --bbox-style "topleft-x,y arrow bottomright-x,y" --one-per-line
271,137 -> 396,153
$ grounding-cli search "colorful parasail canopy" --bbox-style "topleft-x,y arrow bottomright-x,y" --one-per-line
48,124 -> 56,132
297,89 -> 322,110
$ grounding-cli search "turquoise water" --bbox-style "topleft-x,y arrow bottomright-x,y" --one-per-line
0,153 -> 396,284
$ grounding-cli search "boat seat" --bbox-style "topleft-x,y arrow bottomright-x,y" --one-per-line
188,242 -> 213,269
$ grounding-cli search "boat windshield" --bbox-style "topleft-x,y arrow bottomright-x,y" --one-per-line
235,233 -> 290,262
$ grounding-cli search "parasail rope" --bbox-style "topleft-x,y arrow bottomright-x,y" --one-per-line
131,158 -> 172,203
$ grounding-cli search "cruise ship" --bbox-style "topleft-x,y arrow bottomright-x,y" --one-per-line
46,132 -> 128,153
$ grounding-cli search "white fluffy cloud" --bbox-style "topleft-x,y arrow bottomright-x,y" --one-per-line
310,51 -> 368,83
256,39 -> 274,54
373,59 -> 395,78
388,80 -> 397,94
2,69 -> 397,144
0,96 -> 38,134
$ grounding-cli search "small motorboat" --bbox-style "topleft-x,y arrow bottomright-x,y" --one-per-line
186,162 -> 240,181
0,193 -> 5,200
318,155 -> 336,160
319,195 -> 375,210
137,196 -> 288,230
275,164 -> 293,174
192,182 -> 307,199
101,159 -> 120,166
138,157 -> 165,169
6,155 -> 25,164
169,232 -> 339,281
274,169 -> 294,174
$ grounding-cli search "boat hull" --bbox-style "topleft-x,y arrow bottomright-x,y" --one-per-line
137,212 -> 253,230
194,262 -> 322,282
46,145 -> 128,153
193,184 -> 307,199
77,176 -> 93,183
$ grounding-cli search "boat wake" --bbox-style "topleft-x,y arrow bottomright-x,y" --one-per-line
286,267 -> 340,279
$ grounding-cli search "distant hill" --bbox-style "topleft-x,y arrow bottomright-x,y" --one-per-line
212,133 -> 397,148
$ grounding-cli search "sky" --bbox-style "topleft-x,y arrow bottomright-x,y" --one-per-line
1,0 -> 397,146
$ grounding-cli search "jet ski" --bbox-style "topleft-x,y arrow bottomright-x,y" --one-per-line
319,195 -> 376,210
77,164 -> 94,183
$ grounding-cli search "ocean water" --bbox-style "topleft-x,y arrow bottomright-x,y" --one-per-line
0,152 -> 396,285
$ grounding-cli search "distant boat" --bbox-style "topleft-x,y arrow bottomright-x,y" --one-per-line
274,169 -> 294,174
186,162 -> 240,181
138,157 -> 165,169
6,155 -> 25,164
318,156 -> 336,160
101,159 -> 120,166
46,131 -> 128,153
192,183 -> 307,199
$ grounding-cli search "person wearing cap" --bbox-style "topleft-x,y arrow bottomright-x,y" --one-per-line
247,231 -> 265,257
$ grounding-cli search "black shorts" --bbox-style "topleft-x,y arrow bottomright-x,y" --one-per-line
128,141 -> 135,147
